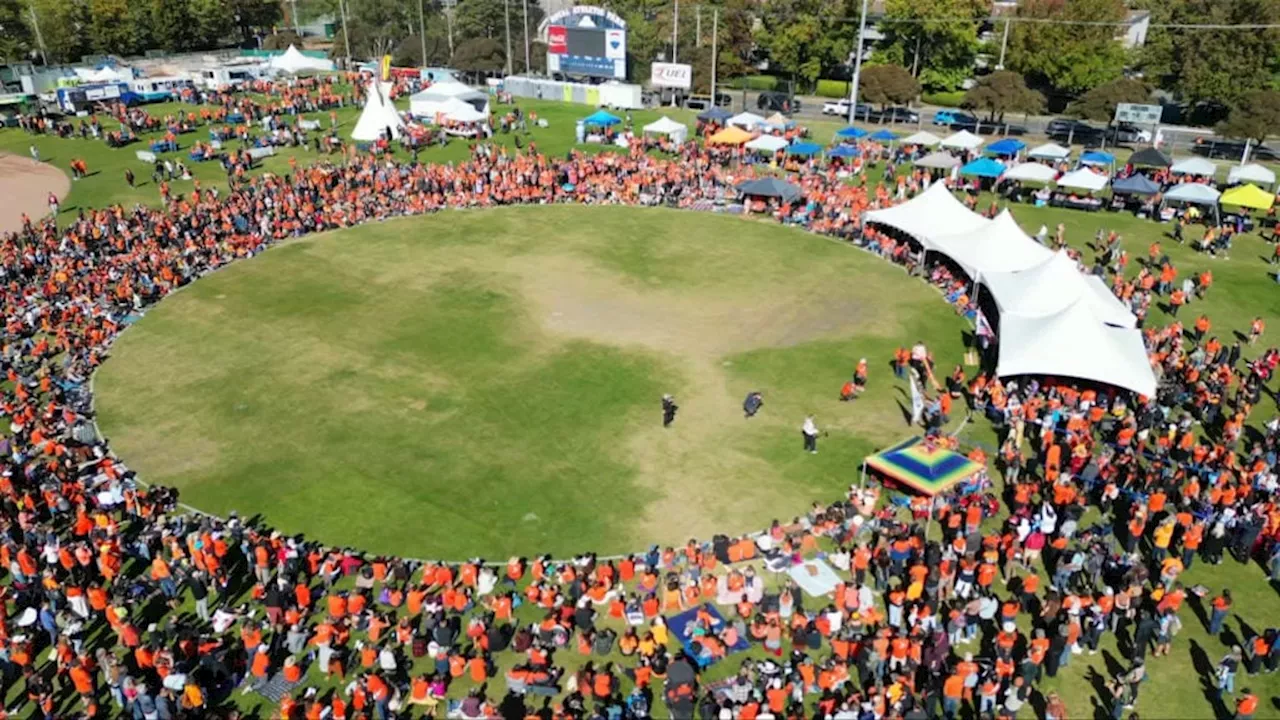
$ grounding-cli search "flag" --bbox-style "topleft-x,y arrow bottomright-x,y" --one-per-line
909,372 -> 924,427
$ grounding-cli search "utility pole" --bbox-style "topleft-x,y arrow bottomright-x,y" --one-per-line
418,0 -> 427,67
291,0 -> 300,35
672,0 -> 679,63
696,5 -> 701,47
444,1 -> 455,57
522,0 -> 531,74
27,2 -> 46,66
504,0 -> 513,75
845,0 -> 869,125
997,18 -> 1010,70
338,0 -> 352,70
710,8 -> 718,106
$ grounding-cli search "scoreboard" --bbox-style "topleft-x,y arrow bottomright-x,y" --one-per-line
541,6 -> 627,80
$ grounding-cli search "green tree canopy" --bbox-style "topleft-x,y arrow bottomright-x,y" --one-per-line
962,69 -> 1045,121
859,63 -> 920,107
1218,89 -> 1280,147
1067,78 -> 1151,122
1006,0 -> 1127,97
0,0 -> 34,62
27,0 -> 87,63
451,36 -> 505,73
876,0 -> 989,92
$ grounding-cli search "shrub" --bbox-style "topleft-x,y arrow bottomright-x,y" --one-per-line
730,75 -> 778,91
922,90 -> 966,107
815,79 -> 850,98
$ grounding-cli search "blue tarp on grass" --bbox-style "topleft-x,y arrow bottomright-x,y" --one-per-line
667,604 -> 750,668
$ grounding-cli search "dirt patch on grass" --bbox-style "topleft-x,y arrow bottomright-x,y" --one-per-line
0,153 -> 70,235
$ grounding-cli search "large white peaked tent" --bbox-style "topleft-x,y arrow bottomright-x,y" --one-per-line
269,45 -> 335,73
929,210 -> 1053,277
351,82 -> 405,142
409,82 -> 489,120
981,250 -> 1136,328
997,298 -> 1156,397
864,181 -> 987,248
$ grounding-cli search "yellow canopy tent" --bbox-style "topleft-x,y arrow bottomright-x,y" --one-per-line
707,126 -> 753,145
1220,183 -> 1276,210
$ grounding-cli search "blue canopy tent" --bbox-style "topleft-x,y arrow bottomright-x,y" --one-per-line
827,145 -> 860,158
696,107 -> 732,123
985,138 -> 1025,157
870,129 -> 898,142
736,177 -> 803,203
788,141 -> 823,156
960,157 -> 1006,178
1080,151 -> 1115,168
582,109 -> 621,127
1111,174 -> 1162,196
835,126 -> 868,141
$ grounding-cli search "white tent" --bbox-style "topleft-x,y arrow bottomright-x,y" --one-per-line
268,45 -> 335,74
929,210 -> 1053,278
981,250 -> 1136,328
642,116 -> 688,144
1055,167 -> 1109,192
901,130 -> 942,147
409,82 -> 489,120
351,82 -> 404,141
76,66 -> 133,83
1164,183 -> 1221,205
864,181 -> 988,249
914,151 -> 960,169
728,112 -> 767,130
1228,163 -> 1276,187
941,129 -> 983,150
745,134 -> 789,153
764,112 -> 794,128
1169,156 -> 1218,177
997,298 -> 1156,397
442,97 -> 488,124
1027,142 -> 1070,161
1003,162 -> 1059,184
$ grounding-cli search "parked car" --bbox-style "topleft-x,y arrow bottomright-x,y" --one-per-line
932,109 -> 966,126
757,91 -> 801,113
1046,118 -> 1104,142
683,92 -> 732,111
1106,122 -> 1153,145
877,106 -> 920,124
822,99 -> 850,116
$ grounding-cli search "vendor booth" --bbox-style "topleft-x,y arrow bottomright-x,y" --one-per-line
641,116 -> 688,144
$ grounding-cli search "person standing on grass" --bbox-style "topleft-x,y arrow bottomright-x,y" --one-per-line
1209,589 -> 1232,636
124,167 -> 134,187
802,415 -> 819,454
661,394 -> 678,428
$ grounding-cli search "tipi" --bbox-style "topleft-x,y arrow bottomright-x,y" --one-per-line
351,82 -> 405,142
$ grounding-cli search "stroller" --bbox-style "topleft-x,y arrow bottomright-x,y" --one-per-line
743,392 -> 763,418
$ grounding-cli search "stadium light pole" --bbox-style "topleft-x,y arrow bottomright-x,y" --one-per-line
522,0 -> 531,74
27,2 -> 47,66
505,0 -> 514,75
709,8 -> 718,106
338,0 -> 352,70
845,0 -> 869,125
418,0 -> 427,67
672,0 -> 679,63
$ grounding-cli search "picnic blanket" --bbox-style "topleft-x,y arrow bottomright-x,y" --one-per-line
787,557 -> 842,597
667,604 -> 750,668
252,670 -> 303,703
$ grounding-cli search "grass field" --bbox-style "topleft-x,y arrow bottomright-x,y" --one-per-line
94,205 -> 965,559
7,92 -> 1280,718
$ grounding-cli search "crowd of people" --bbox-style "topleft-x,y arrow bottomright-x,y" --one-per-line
0,89 -> 1278,720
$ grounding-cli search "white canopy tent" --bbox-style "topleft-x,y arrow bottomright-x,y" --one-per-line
728,112 -> 767,130
76,66 -> 134,83
642,116 -> 688,144
1169,156 -> 1218,177
1003,162 -> 1059,184
409,82 -> 489,120
268,45 -> 335,74
1164,183 -> 1222,205
442,98 -> 489,124
1055,167 -> 1109,192
1027,143 -> 1070,161
745,134 -> 789,154
929,210 -> 1053,278
350,82 -> 405,141
981,250 -> 1136,328
914,151 -> 960,169
997,298 -> 1156,397
901,131 -> 943,147
1228,163 -> 1276,187
941,130 -> 983,151
864,181 -> 988,249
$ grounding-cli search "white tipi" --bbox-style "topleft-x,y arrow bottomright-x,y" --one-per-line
351,82 -> 405,142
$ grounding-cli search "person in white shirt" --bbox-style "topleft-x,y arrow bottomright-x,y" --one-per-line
802,416 -> 819,454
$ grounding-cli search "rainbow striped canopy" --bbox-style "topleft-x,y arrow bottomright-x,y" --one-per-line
865,437 -> 982,497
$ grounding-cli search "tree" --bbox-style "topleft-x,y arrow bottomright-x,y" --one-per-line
859,64 -> 920,107
0,0 -> 33,62
451,36 -> 505,73
26,0 -> 88,63
149,0 -> 196,51
1136,0 -> 1280,120
262,31 -> 303,51
962,69 -> 1044,122
1006,0 -> 1127,97
756,0 -> 852,89
1067,78 -> 1151,122
876,0 -> 989,92
1218,90 -> 1280,148
89,0 -> 138,55
190,0 -> 233,48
